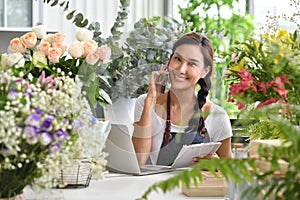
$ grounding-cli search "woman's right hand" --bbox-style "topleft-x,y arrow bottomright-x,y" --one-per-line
147,65 -> 169,100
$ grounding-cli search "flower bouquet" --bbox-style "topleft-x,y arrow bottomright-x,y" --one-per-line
2,25 -> 112,108
0,26 -> 110,198
224,28 -> 300,113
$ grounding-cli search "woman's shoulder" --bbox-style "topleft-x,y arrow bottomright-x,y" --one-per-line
210,102 -> 228,115
136,93 -> 147,103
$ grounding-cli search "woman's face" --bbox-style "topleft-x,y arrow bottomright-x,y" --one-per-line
168,44 -> 210,91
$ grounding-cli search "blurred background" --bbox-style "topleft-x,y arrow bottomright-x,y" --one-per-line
0,0 -> 297,117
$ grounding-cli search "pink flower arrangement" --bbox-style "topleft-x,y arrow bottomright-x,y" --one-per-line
225,28 -> 300,111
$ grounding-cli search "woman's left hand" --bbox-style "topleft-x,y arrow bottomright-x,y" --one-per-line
192,153 -> 219,164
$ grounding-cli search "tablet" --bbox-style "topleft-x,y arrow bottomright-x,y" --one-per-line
171,142 -> 221,169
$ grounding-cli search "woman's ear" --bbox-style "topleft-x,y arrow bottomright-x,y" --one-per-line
202,66 -> 211,78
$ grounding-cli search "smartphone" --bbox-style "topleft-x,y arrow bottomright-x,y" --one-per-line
160,66 -> 169,94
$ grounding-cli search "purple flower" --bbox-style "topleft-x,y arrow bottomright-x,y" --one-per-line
40,118 -> 53,132
24,126 -> 38,144
34,108 -> 42,115
25,113 -> 41,127
54,129 -> 66,141
49,143 -> 61,152
1,146 -> 13,156
39,131 -> 52,146
7,89 -> 18,100
72,119 -> 83,131
25,92 -> 32,98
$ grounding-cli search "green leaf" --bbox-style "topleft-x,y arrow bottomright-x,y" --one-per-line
98,89 -> 112,105
50,0 -> 59,6
66,10 -> 75,20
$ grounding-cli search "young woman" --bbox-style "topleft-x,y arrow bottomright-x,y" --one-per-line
132,32 -> 232,166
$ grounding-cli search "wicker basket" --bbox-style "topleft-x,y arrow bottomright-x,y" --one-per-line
54,158 -> 93,188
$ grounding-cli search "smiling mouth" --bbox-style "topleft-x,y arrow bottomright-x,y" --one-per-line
173,72 -> 188,81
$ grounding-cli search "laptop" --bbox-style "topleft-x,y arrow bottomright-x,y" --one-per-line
103,123 -> 173,175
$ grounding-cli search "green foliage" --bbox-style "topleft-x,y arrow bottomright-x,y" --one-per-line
246,120 -> 283,140
105,17 -> 186,101
138,158 -> 257,200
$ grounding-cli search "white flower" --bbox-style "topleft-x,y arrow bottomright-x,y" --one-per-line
0,53 -> 8,68
32,25 -> 47,39
32,51 -> 47,68
68,41 -> 84,58
6,53 -> 25,68
76,28 -> 93,41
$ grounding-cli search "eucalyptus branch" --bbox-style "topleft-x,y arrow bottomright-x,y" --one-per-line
106,0 -> 131,44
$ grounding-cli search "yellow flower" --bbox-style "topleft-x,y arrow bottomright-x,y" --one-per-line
274,52 -> 284,64
229,59 -> 245,72
276,28 -> 292,43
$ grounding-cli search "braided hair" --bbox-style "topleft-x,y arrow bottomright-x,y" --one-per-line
172,32 -> 213,135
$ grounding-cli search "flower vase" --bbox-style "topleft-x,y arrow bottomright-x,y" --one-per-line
104,98 -> 136,136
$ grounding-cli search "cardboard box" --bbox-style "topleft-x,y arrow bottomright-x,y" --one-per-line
181,171 -> 229,197
248,140 -> 289,173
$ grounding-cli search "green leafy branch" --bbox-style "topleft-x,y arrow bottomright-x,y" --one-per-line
139,104 -> 300,200
42,0 -> 131,46
138,158 -> 257,200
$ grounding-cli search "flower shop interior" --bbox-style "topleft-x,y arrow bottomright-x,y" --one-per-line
0,0 -> 299,200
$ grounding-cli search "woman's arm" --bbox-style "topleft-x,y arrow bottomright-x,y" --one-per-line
132,69 -> 167,165
132,96 -> 156,165
216,137 -> 232,158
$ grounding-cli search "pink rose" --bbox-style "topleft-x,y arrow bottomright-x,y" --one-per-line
86,53 -> 100,65
68,41 -> 84,58
52,33 -> 65,44
9,38 -> 26,53
37,41 -> 51,56
96,45 -> 111,64
83,40 -> 97,57
52,42 -> 67,55
20,32 -> 37,49
47,47 -> 62,63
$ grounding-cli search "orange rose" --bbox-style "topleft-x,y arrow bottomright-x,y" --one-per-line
83,40 -> 97,57
9,38 -> 26,53
20,32 -> 37,49
37,41 -> 51,56
47,47 -> 62,63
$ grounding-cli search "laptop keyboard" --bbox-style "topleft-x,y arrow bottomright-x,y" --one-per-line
140,165 -> 172,172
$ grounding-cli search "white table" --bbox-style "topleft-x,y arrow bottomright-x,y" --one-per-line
24,171 -> 231,200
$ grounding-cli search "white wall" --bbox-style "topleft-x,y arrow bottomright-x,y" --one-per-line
42,0 -> 164,44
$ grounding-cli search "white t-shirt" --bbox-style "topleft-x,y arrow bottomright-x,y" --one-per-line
134,94 -> 233,164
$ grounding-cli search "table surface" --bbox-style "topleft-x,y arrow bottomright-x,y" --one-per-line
24,170 -> 232,200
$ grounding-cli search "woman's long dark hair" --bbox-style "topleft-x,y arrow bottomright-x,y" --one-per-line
172,32 -> 213,135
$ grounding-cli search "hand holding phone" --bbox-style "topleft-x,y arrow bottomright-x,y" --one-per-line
160,65 -> 169,94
